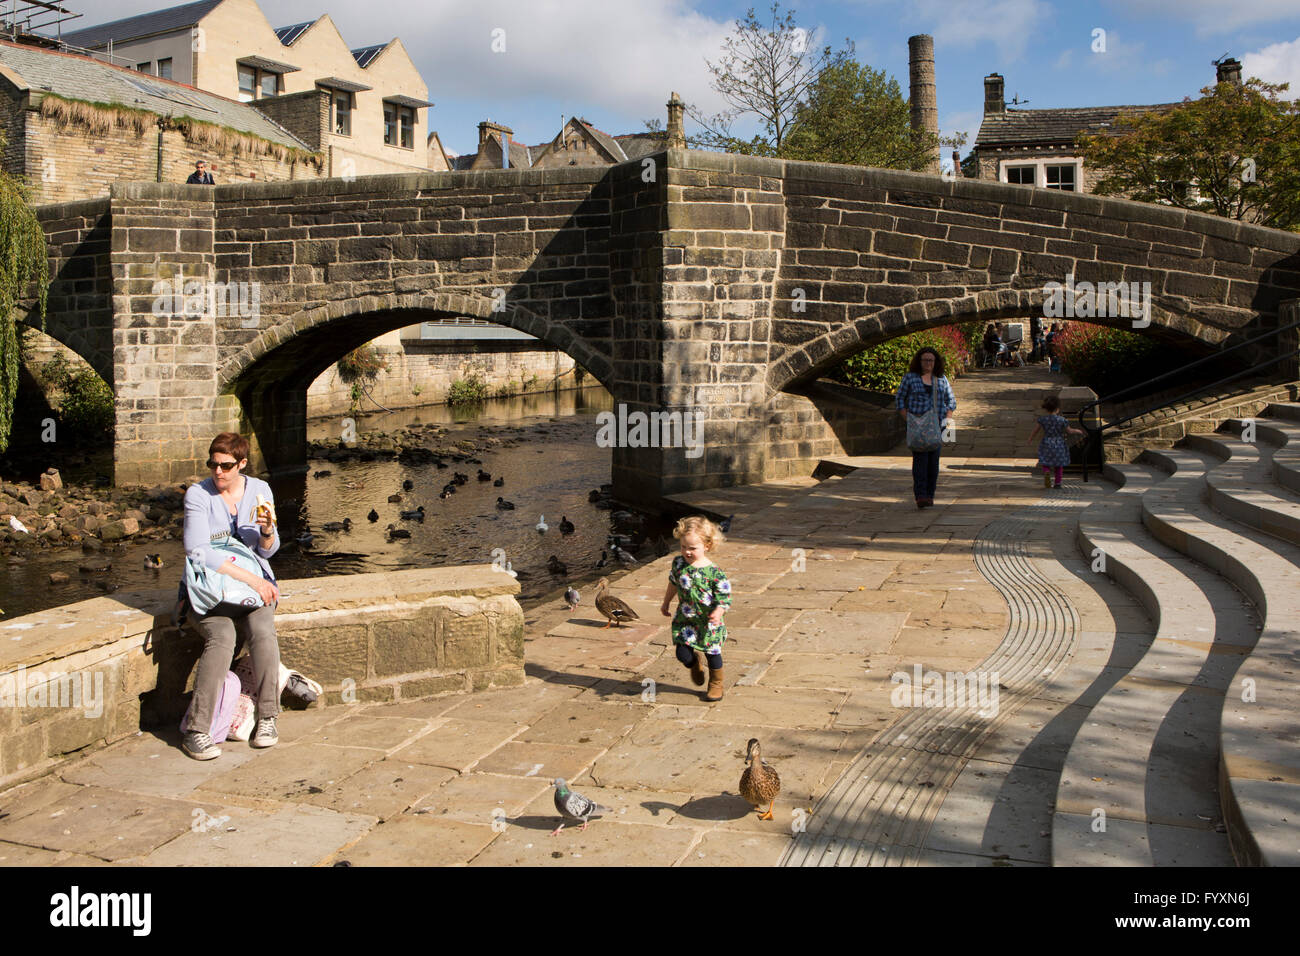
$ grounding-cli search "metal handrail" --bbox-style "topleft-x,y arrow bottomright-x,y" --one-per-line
1077,316 -> 1300,481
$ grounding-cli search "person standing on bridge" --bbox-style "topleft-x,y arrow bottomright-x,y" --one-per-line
896,347 -> 956,508
186,160 -> 215,185
178,432 -> 282,760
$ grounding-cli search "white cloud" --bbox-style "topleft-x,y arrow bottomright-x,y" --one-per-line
1112,0 -> 1300,36
1054,49 -> 1074,70
889,0 -> 1052,62
1243,36 -> 1300,91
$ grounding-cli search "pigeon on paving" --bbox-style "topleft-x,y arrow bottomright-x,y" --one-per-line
565,586 -> 580,610
551,778 -> 608,835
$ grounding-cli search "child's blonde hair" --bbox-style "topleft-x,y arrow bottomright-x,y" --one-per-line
673,515 -> 724,550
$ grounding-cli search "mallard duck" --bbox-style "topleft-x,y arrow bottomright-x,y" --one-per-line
559,516 -> 575,535
143,554 -> 164,570
477,469 -> 492,482
387,493 -> 403,503
588,489 -> 603,503
564,586 -> 580,610
442,483 -> 457,495
547,555 -> 567,576
367,509 -> 379,522
439,490 -> 451,500
595,549 -> 608,569
436,461 -> 449,470
720,514 -> 734,533
322,518 -> 352,532
296,530 -> 314,546
594,577 -> 638,628
402,479 -> 414,491
739,738 -> 781,821
496,497 -> 515,510
312,469 -> 331,478
399,506 -> 425,522
611,544 -> 638,566
453,472 -> 469,485
386,524 -> 411,539
494,476 -> 504,487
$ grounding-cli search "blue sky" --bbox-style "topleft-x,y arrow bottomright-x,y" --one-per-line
68,1 -> 1300,163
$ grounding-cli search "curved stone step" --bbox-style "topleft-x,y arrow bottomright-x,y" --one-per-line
1138,447 -> 1300,866
1057,460 -> 1249,864
1259,411 -> 1300,495
1182,427 -> 1300,549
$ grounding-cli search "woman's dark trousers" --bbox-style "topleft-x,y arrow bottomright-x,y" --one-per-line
912,449 -> 940,500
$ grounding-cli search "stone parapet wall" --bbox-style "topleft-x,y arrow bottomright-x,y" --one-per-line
0,567 -> 523,791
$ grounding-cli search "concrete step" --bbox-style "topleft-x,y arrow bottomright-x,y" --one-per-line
1270,402 -> 1300,424
1259,409 -> 1300,495
1056,461 -> 1247,864
1137,446 -> 1300,866
1184,424 -> 1300,549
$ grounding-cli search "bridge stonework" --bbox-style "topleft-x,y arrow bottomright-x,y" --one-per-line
27,151 -> 1300,496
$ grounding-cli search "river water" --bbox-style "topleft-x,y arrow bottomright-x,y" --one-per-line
2,385 -> 677,618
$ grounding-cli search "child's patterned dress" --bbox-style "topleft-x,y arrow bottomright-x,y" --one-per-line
669,555 -> 733,654
1036,414 -> 1071,469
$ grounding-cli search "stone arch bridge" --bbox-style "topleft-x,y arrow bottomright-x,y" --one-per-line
25,151 -> 1300,497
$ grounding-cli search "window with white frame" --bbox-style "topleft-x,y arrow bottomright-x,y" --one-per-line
238,65 -> 256,101
1005,165 -> 1035,185
1045,164 -> 1076,190
157,58 -> 172,80
999,157 -> 1083,191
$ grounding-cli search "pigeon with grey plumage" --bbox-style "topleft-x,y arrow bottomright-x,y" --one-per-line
551,778 -> 608,835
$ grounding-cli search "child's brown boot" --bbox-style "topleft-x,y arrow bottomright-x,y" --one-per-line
689,652 -> 706,686
705,667 -> 725,701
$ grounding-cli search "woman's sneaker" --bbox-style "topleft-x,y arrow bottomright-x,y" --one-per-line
183,731 -> 221,761
251,716 -> 279,748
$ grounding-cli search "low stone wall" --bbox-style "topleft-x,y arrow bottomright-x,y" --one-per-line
0,566 -> 523,790
307,339 -> 578,418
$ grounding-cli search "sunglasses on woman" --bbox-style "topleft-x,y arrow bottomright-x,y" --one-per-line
207,459 -> 240,472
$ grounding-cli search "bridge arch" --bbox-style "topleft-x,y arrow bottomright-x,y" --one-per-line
766,289 -> 1235,394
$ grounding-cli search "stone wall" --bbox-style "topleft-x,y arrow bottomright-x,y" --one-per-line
306,338 -> 577,418
250,89 -> 329,152
0,567 -> 524,790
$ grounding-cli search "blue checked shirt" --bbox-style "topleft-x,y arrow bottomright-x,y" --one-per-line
896,372 -> 957,417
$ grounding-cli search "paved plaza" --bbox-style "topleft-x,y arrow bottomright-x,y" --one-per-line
2,367 -> 1218,866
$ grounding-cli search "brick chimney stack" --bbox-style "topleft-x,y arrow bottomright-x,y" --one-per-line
1216,57 -> 1242,86
984,74 -> 1005,114
666,91 -> 686,149
908,34 -> 941,174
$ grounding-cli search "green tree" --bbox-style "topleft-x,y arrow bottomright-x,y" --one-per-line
782,60 -> 965,168
685,3 -> 853,156
1078,78 -> 1300,231
0,145 -> 50,453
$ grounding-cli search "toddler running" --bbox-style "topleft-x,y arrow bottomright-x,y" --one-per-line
660,516 -> 732,701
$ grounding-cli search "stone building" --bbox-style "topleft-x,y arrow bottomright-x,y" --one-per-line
59,0 -> 440,177
970,59 -> 1244,193
0,39 -> 324,203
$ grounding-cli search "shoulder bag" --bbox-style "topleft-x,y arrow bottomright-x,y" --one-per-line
184,532 -> 266,617
906,376 -> 944,452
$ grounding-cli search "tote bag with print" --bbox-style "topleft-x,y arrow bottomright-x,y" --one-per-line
906,378 -> 944,452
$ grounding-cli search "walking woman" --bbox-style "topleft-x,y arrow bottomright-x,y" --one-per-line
180,432 -> 282,759
896,347 -> 957,508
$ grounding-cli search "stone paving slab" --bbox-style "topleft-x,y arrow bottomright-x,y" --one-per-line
410,772 -> 552,825
141,803 -> 375,866
328,815 -> 499,866
296,760 -> 457,819
388,717 -> 524,772
196,742 -> 383,802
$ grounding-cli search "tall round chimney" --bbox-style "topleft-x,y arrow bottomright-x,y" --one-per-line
908,35 -> 941,174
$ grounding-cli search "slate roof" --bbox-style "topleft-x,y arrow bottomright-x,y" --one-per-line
571,118 -> 626,161
615,132 -> 667,160
60,0 -> 223,49
975,103 -> 1184,149
0,40 -> 311,150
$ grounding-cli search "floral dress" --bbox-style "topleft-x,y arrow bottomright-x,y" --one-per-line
669,555 -> 733,653
1036,414 -> 1071,468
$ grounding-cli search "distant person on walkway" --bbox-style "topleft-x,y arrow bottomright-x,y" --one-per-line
179,432 -> 281,760
981,323 -> 1001,366
1030,315 -> 1044,362
1045,323 -> 1062,372
1028,395 -> 1085,488
660,516 -> 732,702
186,160 -> 214,185
896,347 -> 957,508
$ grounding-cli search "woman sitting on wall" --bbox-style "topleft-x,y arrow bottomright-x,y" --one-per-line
179,432 -> 282,760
